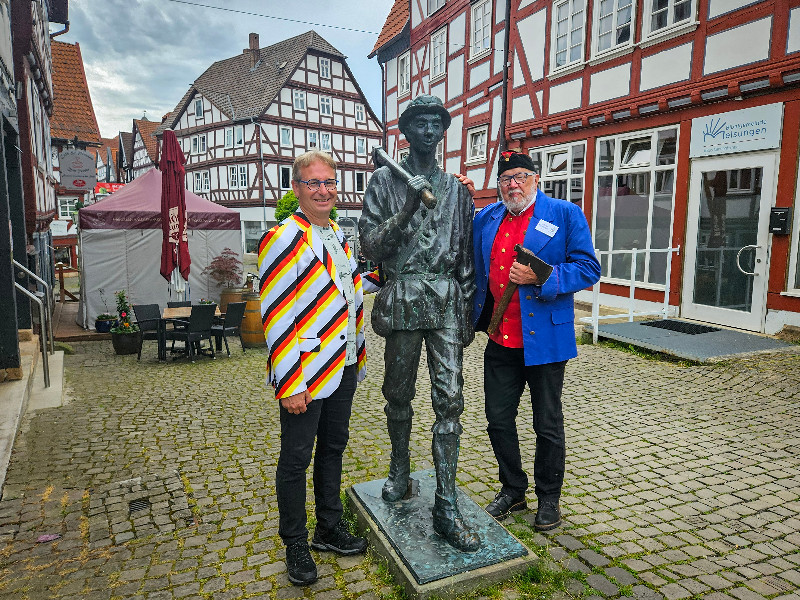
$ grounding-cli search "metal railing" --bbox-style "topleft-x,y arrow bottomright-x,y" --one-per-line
14,283 -> 49,388
580,247 -> 681,344
14,260 -> 54,355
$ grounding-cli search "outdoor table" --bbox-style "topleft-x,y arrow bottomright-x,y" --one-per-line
158,305 -> 221,360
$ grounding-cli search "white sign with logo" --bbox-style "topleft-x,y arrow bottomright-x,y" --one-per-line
690,103 -> 784,158
58,148 -> 97,191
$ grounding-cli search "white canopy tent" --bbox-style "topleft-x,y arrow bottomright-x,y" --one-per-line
77,168 -> 243,329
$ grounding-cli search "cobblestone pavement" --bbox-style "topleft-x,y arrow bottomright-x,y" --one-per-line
1,303 -> 800,599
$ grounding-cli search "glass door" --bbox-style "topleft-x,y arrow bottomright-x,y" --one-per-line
682,153 -> 777,331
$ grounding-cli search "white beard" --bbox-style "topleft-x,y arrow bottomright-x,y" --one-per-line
501,188 -> 536,215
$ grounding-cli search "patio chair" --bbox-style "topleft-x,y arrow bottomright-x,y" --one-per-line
132,303 -> 161,361
165,303 -> 216,363
211,301 -> 247,356
167,300 -> 191,308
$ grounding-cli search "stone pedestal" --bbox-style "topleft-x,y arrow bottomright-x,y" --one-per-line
348,469 -> 535,599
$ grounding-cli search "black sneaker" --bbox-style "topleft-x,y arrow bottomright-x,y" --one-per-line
285,540 -> 317,586
311,521 -> 367,555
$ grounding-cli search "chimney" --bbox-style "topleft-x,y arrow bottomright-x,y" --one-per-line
244,33 -> 260,69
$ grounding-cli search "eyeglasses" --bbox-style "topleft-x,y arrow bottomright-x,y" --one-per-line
296,178 -> 338,191
497,172 -> 535,187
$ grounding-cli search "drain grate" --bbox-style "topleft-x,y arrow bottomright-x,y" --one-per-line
641,320 -> 721,335
129,498 -> 151,514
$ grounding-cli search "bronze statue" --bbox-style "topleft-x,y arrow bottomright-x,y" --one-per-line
359,95 -> 479,552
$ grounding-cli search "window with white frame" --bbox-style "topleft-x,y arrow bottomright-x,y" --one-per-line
436,140 -> 444,169
194,170 -> 210,193
191,134 -> 207,155
467,126 -> 488,163
280,127 -> 292,148
398,52 -> 411,96
530,141 -> 586,207
356,137 -> 367,156
307,131 -> 318,148
320,132 -> 331,152
593,0 -> 634,56
237,165 -> 247,190
280,165 -> 292,190
194,98 -> 203,116
355,172 -> 366,193
225,127 -> 234,149
647,0 -> 694,36
428,0 -> 445,15
355,104 -> 365,122
234,125 -> 244,146
293,90 -> 306,111
58,197 -> 78,219
431,28 -> 447,79
228,166 -> 238,189
320,96 -> 332,116
320,57 -> 331,79
471,0 -> 492,58
551,0 -> 586,70
594,126 -> 678,287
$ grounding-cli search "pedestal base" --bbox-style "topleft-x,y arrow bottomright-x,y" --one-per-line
348,470 -> 535,599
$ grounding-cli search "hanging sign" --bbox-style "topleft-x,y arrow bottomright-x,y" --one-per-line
690,103 -> 784,158
59,148 -> 97,190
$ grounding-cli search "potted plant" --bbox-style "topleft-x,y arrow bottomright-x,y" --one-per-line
94,288 -> 118,332
110,290 -> 142,355
202,247 -> 244,312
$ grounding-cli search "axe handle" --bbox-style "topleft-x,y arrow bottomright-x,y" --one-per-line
373,147 -> 437,209
486,281 -> 518,336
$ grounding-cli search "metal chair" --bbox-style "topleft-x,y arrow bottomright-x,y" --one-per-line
165,303 -> 217,362
167,300 -> 191,308
211,301 -> 247,356
132,303 -> 161,361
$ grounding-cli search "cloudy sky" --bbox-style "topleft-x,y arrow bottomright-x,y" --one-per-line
58,0 -> 394,138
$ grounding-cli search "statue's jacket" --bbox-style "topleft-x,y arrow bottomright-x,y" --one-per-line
258,212 -> 380,400
359,165 -> 476,335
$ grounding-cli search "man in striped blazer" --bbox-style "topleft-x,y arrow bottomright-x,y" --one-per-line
258,151 -> 379,586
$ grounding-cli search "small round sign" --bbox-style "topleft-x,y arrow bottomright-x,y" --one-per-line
72,179 -> 86,187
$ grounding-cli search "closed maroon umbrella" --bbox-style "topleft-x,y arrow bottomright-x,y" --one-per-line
160,129 -> 191,281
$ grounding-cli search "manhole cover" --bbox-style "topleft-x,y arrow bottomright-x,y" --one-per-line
641,320 -> 720,335
129,498 -> 151,514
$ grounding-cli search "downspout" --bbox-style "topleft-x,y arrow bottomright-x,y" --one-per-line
50,21 -> 70,39
498,0 -> 512,153
380,61 -> 387,149
253,117 -> 266,226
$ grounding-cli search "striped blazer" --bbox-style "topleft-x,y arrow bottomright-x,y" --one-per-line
258,213 -> 380,400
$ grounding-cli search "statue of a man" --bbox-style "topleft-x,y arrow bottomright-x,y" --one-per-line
359,95 -> 479,552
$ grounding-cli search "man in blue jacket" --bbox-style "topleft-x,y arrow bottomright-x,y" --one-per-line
472,151 -> 600,530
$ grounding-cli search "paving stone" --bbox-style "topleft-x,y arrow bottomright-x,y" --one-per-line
586,573 -> 618,597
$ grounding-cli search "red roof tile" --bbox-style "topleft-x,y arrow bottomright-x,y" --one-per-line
133,118 -> 159,163
370,0 -> 409,58
95,136 -> 118,168
50,41 -> 101,143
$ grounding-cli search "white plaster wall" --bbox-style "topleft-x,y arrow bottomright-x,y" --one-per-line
518,0 -> 535,8
513,54 -> 525,88
431,81 -> 446,100
517,9 -> 546,83
708,0 -> 760,19
640,42 -> 693,91
704,17 -> 772,75
387,92 -> 398,122
494,30 -> 505,75
387,57 -> 397,89
535,90 -> 543,111
411,0 -> 422,28
589,63 -> 631,104
447,114 -> 463,152
450,13 -> 465,55
470,61 -> 491,89
512,95 -> 534,123
448,56 -> 465,101
495,0 -> 505,23
549,78 -> 582,114
446,156 -> 461,175
788,7 -> 800,54
471,101 -> 490,117
491,97 -> 502,139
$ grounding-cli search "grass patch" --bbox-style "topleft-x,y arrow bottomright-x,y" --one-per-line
598,340 -> 699,366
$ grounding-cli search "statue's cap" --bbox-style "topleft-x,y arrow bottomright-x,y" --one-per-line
398,95 -> 451,134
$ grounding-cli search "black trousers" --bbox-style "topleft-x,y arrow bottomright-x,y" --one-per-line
483,340 -> 566,501
276,364 -> 357,546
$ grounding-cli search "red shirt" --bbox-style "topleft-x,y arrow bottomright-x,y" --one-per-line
488,204 -> 535,348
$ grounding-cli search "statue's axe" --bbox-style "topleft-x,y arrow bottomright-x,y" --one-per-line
372,147 -> 437,209
486,244 -> 553,336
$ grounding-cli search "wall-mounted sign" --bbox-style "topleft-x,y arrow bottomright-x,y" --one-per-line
59,148 -> 97,190
690,103 -> 784,158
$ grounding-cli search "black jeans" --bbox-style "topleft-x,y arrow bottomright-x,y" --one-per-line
276,364 -> 357,546
483,340 -> 566,501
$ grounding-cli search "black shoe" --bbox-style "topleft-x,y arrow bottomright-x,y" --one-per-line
285,540 -> 317,586
486,492 -> 527,519
311,521 -> 367,556
534,500 -> 562,531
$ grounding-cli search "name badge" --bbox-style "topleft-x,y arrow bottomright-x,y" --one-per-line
535,219 -> 558,237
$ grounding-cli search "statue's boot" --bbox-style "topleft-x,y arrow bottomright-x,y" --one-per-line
382,419 -> 412,502
431,433 -> 481,552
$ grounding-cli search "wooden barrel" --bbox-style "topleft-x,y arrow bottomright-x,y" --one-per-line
219,287 -> 244,314
240,292 -> 265,348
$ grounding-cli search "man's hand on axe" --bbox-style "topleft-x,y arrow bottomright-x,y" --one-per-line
509,257 -> 540,286
401,175 -> 432,219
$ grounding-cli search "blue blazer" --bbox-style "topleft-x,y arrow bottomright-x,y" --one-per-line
473,190 -> 601,366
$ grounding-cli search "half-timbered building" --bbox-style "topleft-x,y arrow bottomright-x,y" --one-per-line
373,0 -> 800,335
95,135 -> 119,185
117,131 -> 133,183
131,117 -> 158,179
157,30 -> 383,253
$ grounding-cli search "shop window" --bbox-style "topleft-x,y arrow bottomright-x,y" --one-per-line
532,141 -> 586,207
594,126 -> 678,288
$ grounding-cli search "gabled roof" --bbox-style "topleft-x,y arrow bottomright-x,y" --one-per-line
369,0 -> 409,58
157,30 -> 345,133
133,118 -> 159,163
95,136 -> 118,167
50,41 -> 101,144
118,131 -> 134,165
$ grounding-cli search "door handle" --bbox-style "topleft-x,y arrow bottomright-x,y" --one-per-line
736,245 -> 761,276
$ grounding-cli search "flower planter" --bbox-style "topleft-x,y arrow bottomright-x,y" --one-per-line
95,318 -> 117,333
111,330 -> 143,355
